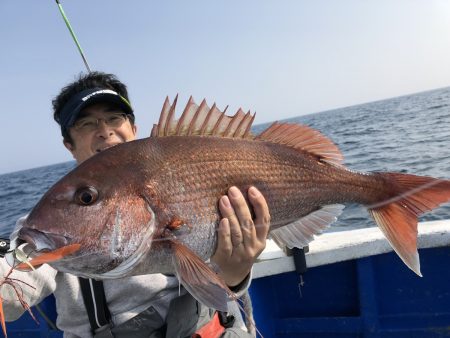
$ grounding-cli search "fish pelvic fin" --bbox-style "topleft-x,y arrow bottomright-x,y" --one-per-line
368,173 -> 450,277
270,204 -> 345,250
171,240 -> 234,312
256,122 -> 344,166
151,96 -> 255,139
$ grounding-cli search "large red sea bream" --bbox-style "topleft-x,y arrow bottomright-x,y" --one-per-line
9,96 -> 450,311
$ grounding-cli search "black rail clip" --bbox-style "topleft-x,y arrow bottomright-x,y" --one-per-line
0,238 -> 10,258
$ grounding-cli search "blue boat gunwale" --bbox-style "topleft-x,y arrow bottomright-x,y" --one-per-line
253,219 -> 450,279
250,220 -> 450,338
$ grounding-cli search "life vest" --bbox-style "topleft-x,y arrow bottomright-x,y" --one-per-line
192,312 -> 225,338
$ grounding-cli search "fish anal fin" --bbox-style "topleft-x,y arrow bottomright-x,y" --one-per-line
270,204 -> 344,250
369,173 -> 450,276
256,122 -> 345,166
151,97 -> 255,139
171,241 -> 233,312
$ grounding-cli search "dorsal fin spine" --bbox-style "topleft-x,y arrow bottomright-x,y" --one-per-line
187,99 -> 206,135
224,108 -> 243,137
243,113 -> 255,138
233,111 -> 250,137
200,103 -> 217,135
157,96 -> 171,136
167,95 -> 179,136
175,95 -> 192,135
151,124 -> 158,137
164,95 -> 181,135
152,97 -> 255,139
211,106 -> 228,135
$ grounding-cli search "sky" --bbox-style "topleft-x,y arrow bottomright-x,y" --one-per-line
1,0 -> 450,174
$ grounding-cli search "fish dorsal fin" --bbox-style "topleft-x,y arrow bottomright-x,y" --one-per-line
270,204 -> 345,249
151,96 -> 343,165
151,95 -> 255,139
256,122 -> 344,166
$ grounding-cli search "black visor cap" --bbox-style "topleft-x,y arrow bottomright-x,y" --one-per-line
59,88 -> 134,136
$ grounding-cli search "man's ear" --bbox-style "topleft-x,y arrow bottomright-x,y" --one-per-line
133,124 -> 137,135
63,140 -> 74,153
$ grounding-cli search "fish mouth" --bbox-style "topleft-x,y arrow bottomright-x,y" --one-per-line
17,228 -> 70,253
5,228 -> 72,269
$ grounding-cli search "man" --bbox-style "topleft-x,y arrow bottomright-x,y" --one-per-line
1,72 -> 270,337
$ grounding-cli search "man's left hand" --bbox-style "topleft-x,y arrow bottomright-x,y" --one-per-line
211,186 -> 270,287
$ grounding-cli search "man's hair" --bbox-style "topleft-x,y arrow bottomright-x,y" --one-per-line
53,71 -> 135,144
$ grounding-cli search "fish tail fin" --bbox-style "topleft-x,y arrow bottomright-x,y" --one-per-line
368,173 -> 450,276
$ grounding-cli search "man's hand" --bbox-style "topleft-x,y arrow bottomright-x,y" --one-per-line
211,186 -> 270,287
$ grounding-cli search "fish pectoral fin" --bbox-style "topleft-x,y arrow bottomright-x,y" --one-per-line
171,241 -> 233,312
270,204 -> 345,249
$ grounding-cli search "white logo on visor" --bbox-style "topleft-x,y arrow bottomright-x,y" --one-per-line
82,89 -> 118,102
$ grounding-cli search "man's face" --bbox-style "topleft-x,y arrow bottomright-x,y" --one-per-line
64,103 -> 137,163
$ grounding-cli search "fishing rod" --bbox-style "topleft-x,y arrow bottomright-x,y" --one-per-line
55,0 -> 92,73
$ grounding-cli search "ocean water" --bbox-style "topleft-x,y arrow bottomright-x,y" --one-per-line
1,87 -> 450,237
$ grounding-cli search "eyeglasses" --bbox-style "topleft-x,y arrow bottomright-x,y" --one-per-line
73,113 -> 128,132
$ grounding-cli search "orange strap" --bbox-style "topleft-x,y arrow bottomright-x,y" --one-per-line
192,312 -> 226,338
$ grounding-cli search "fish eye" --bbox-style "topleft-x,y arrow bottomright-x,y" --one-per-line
75,186 -> 99,206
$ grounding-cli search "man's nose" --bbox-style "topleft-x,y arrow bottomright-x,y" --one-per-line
95,119 -> 114,138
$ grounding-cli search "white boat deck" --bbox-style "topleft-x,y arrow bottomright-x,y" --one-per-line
254,220 -> 450,279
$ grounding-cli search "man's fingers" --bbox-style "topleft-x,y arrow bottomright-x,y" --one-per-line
227,187 -> 257,247
219,195 -> 243,248
248,186 -> 270,242
215,218 -> 232,258
214,186 -> 271,287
